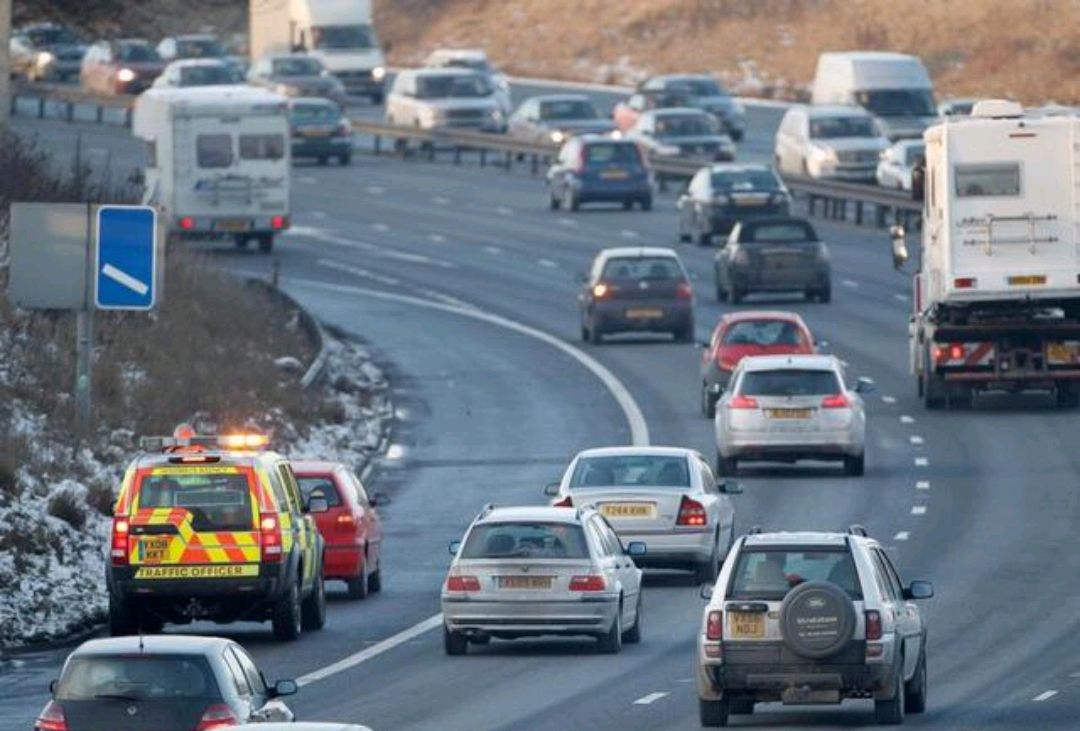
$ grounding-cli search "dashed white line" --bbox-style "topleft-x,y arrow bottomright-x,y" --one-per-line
538,258 -> 558,268
842,279 -> 860,288
911,506 -> 927,516
633,692 -> 669,705
1033,690 -> 1058,702
496,206 -> 514,216
428,233 -> 446,243
484,246 -> 502,255
366,185 -> 385,195
900,415 -> 915,424
621,229 -> 640,239
916,480 -> 930,490
914,457 -> 929,467
298,175 -> 317,184
894,531 -> 910,541
311,210 -> 327,220
432,195 -> 450,205
881,395 -> 897,404
558,217 -> 577,227
893,293 -> 909,302
372,223 -> 390,232
910,435 -> 924,445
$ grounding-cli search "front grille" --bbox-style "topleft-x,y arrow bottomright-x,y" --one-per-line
334,70 -> 373,81
680,143 -> 716,155
444,108 -> 487,121
837,150 -> 878,164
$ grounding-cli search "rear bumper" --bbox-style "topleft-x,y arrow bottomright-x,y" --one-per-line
575,181 -> 652,202
441,597 -> 617,636
718,428 -> 862,459
617,529 -> 713,566
323,544 -> 363,579
731,266 -> 829,292
592,301 -> 693,333
331,71 -> 383,96
706,204 -> 789,232
170,215 -> 289,237
291,138 -> 352,157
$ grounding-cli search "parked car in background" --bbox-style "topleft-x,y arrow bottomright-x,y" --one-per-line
638,74 -> 746,141
626,108 -> 736,162
423,48 -> 512,114
80,38 -> 165,95
714,217 -> 832,304
288,97 -> 354,165
248,53 -> 348,107
157,33 -> 229,62
677,164 -> 791,245
937,97 -> 978,117
699,311 -> 816,417
612,88 -> 693,133
508,94 -> 614,145
11,22 -> 85,82
293,461 -> 384,598
546,135 -> 652,212
774,105 -> 889,181
152,59 -> 243,89
876,139 -> 925,191
385,68 -> 506,132
579,247 -> 694,343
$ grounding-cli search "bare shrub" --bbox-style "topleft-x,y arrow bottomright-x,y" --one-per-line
47,490 -> 87,531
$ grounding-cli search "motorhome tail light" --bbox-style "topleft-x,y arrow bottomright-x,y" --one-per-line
953,277 -> 977,289
271,215 -> 288,230
865,610 -> 883,641
676,496 -> 708,526
727,394 -> 759,409
706,610 -> 723,640
110,518 -> 130,566
445,575 -> 481,592
178,216 -> 195,230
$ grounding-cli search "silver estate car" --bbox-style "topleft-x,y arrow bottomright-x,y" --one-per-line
546,447 -> 741,582
441,505 -> 645,655
714,355 -> 872,476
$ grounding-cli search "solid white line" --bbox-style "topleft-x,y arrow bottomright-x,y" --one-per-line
317,258 -> 401,287
894,531 -> 910,541
893,293 -> 909,302
295,228 -> 456,269
900,415 -> 915,424
504,72 -> 794,109
101,264 -> 149,296
432,195 -> 449,205
366,185 -> 385,195
496,206 -> 513,216
538,258 -> 558,268
1033,690 -> 1058,702
633,692 -> 669,705
910,435 -> 924,445
296,614 -> 444,686
916,480 -> 930,490
881,395 -> 897,404
915,457 -> 929,467
911,506 -> 927,515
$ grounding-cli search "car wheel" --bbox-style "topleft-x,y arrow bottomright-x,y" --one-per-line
844,452 -> 865,477
696,225 -> 712,246
589,319 -> 604,345
818,286 -> 832,304
338,154 -> 352,166
272,583 -> 302,641
904,650 -> 928,714
923,351 -> 946,410
730,700 -> 754,715
874,662 -> 906,725
550,193 -> 560,210
444,625 -> 468,656
370,92 -> 384,105
676,320 -> 695,343
623,594 -> 643,644
257,234 -> 274,254
301,572 -> 327,630
622,199 -> 634,211
640,196 -> 652,211
597,604 -> 623,654
317,155 -> 329,166
701,384 -> 717,419
716,455 -> 738,476
699,698 -> 730,727
367,564 -> 382,593
695,540 -> 720,583
347,554 -> 369,600
108,599 -> 139,636
233,235 -> 250,250
728,284 -> 743,305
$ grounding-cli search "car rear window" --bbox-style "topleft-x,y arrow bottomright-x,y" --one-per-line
711,168 -> 780,192
569,455 -> 691,488
655,113 -> 716,137
461,522 -> 590,559
601,256 -> 683,281
540,99 -> 597,120
741,221 -> 817,243
57,655 -> 218,701
296,476 -> 343,508
584,142 -> 641,167
135,473 -> 255,531
722,320 -> 806,347
180,65 -> 234,86
739,369 -> 841,397
118,42 -> 160,63
728,549 -> 862,600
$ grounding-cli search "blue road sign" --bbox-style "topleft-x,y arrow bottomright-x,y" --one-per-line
95,205 -> 157,310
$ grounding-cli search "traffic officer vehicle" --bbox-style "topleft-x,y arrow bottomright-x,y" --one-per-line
697,527 -> 933,726
105,432 -> 327,641
441,505 -> 646,655
677,164 -> 792,245
34,635 -> 297,731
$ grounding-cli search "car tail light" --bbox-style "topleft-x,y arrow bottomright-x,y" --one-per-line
727,394 -> 759,410
706,610 -> 723,640
552,495 -> 573,508
717,353 -> 740,371
110,518 -> 130,566
195,703 -> 238,731
676,495 -> 708,527
934,343 -> 965,364
592,282 -> 610,299
336,512 -> 356,529
178,216 -> 195,230
271,215 -> 288,230
34,701 -> 68,731
676,281 -> 693,300
865,610 -> 882,641
260,513 -> 282,563
821,393 -> 851,409
569,574 -> 607,591
446,575 -> 481,592
332,121 -> 351,137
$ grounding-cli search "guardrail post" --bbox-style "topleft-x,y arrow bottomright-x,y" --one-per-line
426,140 -> 435,162
454,145 -> 462,165
504,150 -> 512,170
854,201 -> 864,226
480,149 -> 487,167
95,104 -> 103,124
65,101 -> 74,122
373,134 -> 381,156
37,95 -> 45,119
530,154 -> 538,175
875,204 -> 887,228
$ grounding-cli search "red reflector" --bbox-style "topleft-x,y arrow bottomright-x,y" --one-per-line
676,281 -> 693,300
446,575 -> 481,592
676,495 -> 708,527
569,575 -> 606,591
865,609 -> 883,641
728,394 -> 759,409
552,495 -> 573,508
34,700 -> 68,731
195,703 -> 238,731
178,216 -> 195,230
954,277 -> 976,289
706,610 -> 723,640
821,393 -> 851,409
271,215 -> 287,230
110,518 -> 130,566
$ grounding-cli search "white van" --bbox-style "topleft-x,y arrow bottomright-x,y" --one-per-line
133,86 -> 291,253
811,52 -> 936,141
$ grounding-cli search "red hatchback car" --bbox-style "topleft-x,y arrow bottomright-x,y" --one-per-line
700,311 -> 816,417
293,461 -> 384,599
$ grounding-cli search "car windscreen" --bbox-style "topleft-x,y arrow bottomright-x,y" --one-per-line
668,78 -> 724,97
27,27 -> 81,46
855,88 -> 935,117
273,57 -> 323,77
461,522 -> 590,559
442,58 -> 492,73
904,144 -> 926,165
601,256 -> 683,281
176,38 -> 225,59
569,455 -> 691,488
118,42 -> 160,63
722,320 -> 806,347
654,114 -> 716,137
741,220 -> 817,243
739,369 -> 841,396
809,116 -> 876,139
57,655 -> 219,701
540,99 -> 598,120
312,24 -> 375,50
296,476 -> 343,508
291,103 -> 339,122
135,473 -> 255,531
728,549 -> 862,600
179,65 -> 234,86
584,143 -> 641,167
711,168 -> 781,192
416,74 -> 491,99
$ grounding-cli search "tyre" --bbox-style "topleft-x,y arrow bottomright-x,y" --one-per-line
640,196 -> 652,211
622,199 -> 634,211
370,92 -> 384,105
367,565 -> 382,593
623,594 -> 643,644
444,625 -> 468,655
596,606 -> 623,654
338,154 -> 352,166
108,599 -> 139,636
580,322 -> 590,342
257,234 -> 274,254
589,319 -> 604,345
730,699 -> 754,715
818,286 -> 832,304
1056,384 -> 1080,408
716,455 -> 738,476
728,285 -> 743,305
694,541 -> 720,584
679,218 -> 691,243
550,193 -> 560,210
844,452 -> 865,477
346,557 -> 369,600
904,650 -> 928,714
233,235 -> 250,250
301,572 -> 326,630
317,155 -> 329,166
874,663 -> 905,725
924,373 -> 945,409
272,583 -> 302,641
701,384 -> 717,419
699,698 -> 730,727
676,320 -> 695,343
696,227 -> 712,246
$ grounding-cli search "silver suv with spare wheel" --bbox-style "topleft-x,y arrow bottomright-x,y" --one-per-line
696,526 -> 933,726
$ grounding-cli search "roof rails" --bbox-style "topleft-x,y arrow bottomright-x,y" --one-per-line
746,525 -> 763,535
848,524 -> 869,537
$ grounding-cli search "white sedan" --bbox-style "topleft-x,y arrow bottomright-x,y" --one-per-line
876,139 -> 925,191
546,446 -> 741,582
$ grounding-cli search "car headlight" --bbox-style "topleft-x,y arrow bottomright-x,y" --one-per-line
372,66 -> 386,81
117,68 -> 137,83
610,130 -> 624,140
658,144 -> 681,156
37,51 -> 56,66
550,130 -> 566,144
490,108 -> 504,122
810,145 -> 838,163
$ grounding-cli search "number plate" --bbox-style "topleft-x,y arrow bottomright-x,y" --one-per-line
728,610 -> 765,639
766,408 -> 812,419
1008,274 -> 1046,286
496,575 -> 553,589
1047,342 -> 1080,364
600,503 -> 655,519
626,308 -> 664,319
601,169 -> 629,179
137,536 -> 170,564
301,128 -> 332,138
216,218 -> 251,232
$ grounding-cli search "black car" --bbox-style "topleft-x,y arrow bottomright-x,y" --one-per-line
289,97 -> 354,165
678,164 -> 792,245
547,135 -> 653,211
714,217 -> 832,304
35,636 -> 296,731
639,74 -> 746,141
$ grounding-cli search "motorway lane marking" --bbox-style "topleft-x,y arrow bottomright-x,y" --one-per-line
893,293 -> 909,302
373,223 -> 390,232
428,233 -> 447,243
842,279 -> 859,288
311,210 -> 327,220
317,258 -> 401,287
915,457 -> 929,467
298,175 -> 317,184
900,415 -> 915,424
633,692 -> 669,705
558,217 -> 577,227
432,195 -> 450,205
882,395 -> 897,404
621,229 -> 640,239
538,258 -> 558,268
894,531 -> 910,541
496,206 -> 514,216
1033,690 -> 1058,702
911,506 -> 927,515
484,246 -> 503,255
366,185 -> 385,195
916,480 -> 930,490
293,227 -> 456,269
910,435 -> 924,445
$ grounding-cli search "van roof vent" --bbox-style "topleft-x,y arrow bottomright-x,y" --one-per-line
971,100 -> 1024,119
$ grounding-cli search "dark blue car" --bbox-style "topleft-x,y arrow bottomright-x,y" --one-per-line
546,135 -> 653,212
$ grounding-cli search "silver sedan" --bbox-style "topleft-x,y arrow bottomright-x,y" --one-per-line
714,354 -> 871,476
546,447 -> 741,582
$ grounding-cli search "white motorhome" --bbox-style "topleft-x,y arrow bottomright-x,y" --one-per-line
895,100 -> 1080,408
133,86 -> 291,253
249,0 -> 386,102
812,52 -> 936,141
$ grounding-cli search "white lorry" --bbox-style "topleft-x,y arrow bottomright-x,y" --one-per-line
893,100 -> 1080,408
249,0 -> 386,102
133,86 -> 291,253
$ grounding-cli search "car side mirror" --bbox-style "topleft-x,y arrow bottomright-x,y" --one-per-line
699,583 -> 714,600
903,580 -> 934,600
270,679 -> 297,698
911,161 -> 926,202
49,679 -> 57,695
370,491 -> 388,507
718,479 -> 743,495
697,339 -> 710,349
626,541 -> 647,557
890,225 -> 910,271
854,377 -> 875,394
543,482 -> 561,497
306,496 -> 329,514
448,539 -> 461,556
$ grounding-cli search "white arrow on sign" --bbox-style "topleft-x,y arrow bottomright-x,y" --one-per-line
101,263 -> 150,296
